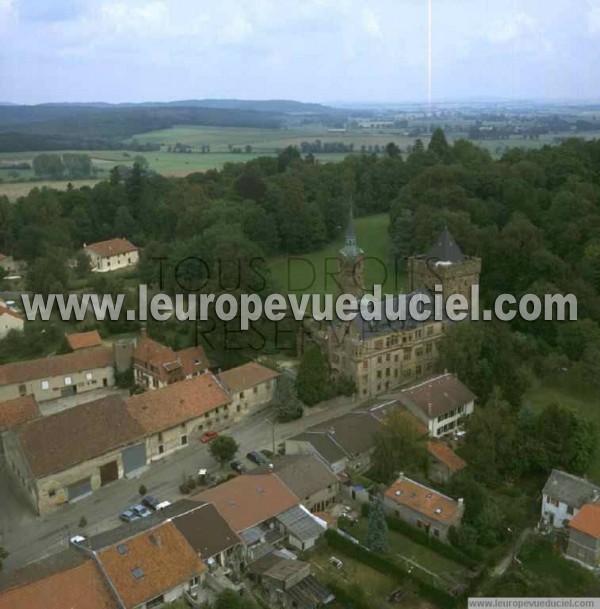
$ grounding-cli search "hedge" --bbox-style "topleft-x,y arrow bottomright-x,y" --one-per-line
325,581 -> 372,609
360,504 -> 479,568
324,530 -> 457,609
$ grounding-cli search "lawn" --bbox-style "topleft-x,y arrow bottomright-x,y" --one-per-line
345,518 -> 470,590
268,213 -> 405,297
524,376 -> 600,482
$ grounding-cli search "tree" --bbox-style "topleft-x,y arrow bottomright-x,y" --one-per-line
273,375 -> 304,422
385,142 -> 401,158
370,409 -> 428,483
428,127 -> 452,162
74,251 -> 91,278
32,153 -> 64,178
366,495 -> 388,553
295,345 -> 331,406
209,435 -> 239,467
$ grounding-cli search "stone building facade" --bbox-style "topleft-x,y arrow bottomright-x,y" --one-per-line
301,221 -> 481,399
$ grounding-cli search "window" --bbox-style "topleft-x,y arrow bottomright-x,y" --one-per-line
181,435 -> 188,446
158,445 -> 164,454
158,432 -> 163,442
41,380 -> 50,390
404,350 -> 411,361
132,567 -> 144,579
377,356 -> 382,364
190,576 -> 200,587
64,376 -> 72,386
253,386 -> 258,394
567,505 -> 575,515
362,361 -> 368,369
18,384 -> 26,396
240,391 -> 245,398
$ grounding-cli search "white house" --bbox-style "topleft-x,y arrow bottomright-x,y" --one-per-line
396,373 -> 476,438
84,238 -> 139,273
541,469 -> 600,529
0,305 -> 24,339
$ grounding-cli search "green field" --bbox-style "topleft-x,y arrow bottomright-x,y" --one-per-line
524,377 -> 600,482
268,213 -> 404,296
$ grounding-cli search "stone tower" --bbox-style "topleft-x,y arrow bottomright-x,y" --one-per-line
407,227 -> 481,304
337,207 -> 365,297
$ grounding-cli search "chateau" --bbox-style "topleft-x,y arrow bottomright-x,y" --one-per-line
302,213 -> 481,398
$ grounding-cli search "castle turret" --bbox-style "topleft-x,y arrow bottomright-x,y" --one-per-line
407,227 -> 481,304
337,207 -> 364,297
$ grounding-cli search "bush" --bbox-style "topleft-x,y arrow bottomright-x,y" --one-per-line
79,516 -> 87,528
138,484 -> 147,496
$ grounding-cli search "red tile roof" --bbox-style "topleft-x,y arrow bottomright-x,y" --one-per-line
0,550 -> 117,609
66,330 -> 103,350
385,476 -> 461,524
0,395 -> 41,432
0,347 -> 114,386
570,503 -> 600,539
85,238 -> 138,258
0,305 -> 23,321
427,442 -> 467,473
14,395 -> 145,478
133,335 -> 209,382
97,522 -> 205,609
218,362 -> 279,393
126,373 -> 230,435
193,474 -> 299,533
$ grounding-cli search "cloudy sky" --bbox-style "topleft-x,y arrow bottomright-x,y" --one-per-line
1,0 -> 599,105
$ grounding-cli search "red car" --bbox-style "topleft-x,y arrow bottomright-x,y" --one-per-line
201,430 -> 219,443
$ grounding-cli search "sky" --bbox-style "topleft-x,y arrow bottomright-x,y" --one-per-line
0,0 -> 599,105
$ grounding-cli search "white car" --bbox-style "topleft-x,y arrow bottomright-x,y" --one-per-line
156,501 -> 172,510
69,535 -> 86,545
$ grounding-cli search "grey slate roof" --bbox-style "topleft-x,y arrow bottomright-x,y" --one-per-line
543,469 -> 600,508
171,502 -> 241,559
287,574 -> 335,606
250,454 -> 339,501
426,227 -> 465,264
349,290 -> 435,339
339,207 -> 364,260
276,505 -> 325,542
288,411 -> 382,467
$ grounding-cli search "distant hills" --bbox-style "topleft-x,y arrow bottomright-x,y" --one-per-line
0,99 -> 347,152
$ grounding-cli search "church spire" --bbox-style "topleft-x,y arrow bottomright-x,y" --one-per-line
339,204 -> 363,260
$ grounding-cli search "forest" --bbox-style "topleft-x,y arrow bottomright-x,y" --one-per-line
0,131 -> 599,388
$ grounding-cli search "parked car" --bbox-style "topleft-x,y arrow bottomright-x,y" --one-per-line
120,508 -> 141,523
133,504 -> 152,518
156,501 -> 172,510
141,495 -> 160,511
201,430 -> 219,443
261,449 -> 274,459
246,450 -> 269,465
69,535 -> 87,545
230,459 -> 247,474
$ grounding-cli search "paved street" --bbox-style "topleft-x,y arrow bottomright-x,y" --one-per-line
0,393 -> 358,572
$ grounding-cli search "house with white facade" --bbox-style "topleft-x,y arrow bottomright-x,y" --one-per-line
0,305 -> 24,339
84,238 -> 139,272
396,373 -> 476,438
541,469 -> 600,530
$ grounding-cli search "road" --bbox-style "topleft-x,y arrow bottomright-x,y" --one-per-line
491,528 -> 533,577
0,393 -> 358,572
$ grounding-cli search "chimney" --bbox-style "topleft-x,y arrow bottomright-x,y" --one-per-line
427,402 -> 432,418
